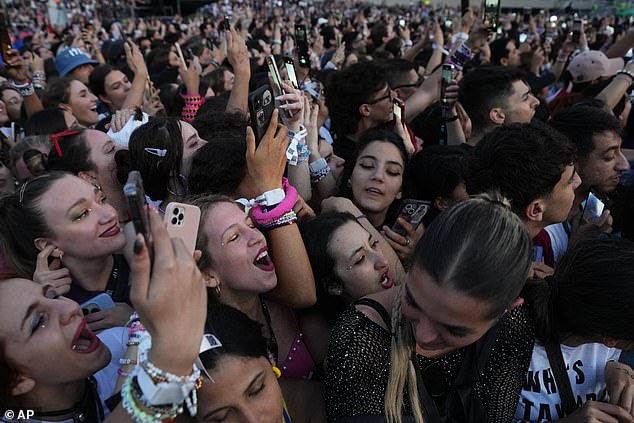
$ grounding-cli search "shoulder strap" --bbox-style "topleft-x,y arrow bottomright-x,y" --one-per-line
545,343 -> 577,416
412,352 -> 444,423
355,298 -> 391,331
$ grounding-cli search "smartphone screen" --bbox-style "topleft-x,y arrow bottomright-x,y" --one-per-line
483,0 -> 501,31
266,55 -> 284,96
572,19 -> 582,43
123,171 -> 153,258
284,57 -> 299,89
0,14 -> 12,63
222,15 -> 230,31
393,98 -> 403,122
581,192 -> 605,223
295,24 -> 310,68
440,64 -> 454,101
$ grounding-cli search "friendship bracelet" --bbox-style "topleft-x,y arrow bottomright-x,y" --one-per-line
310,165 -> 331,183
616,69 -> 634,84
11,80 -> 35,97
121,375 -> 182,423
251,178 -> 298,224
120,358 -> 138,366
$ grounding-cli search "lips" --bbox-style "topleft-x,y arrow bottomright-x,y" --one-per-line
100,224 -> 120,238
380,271 -> 393,289
365,187 -> 384,197
71,319 -> 101,354
253,246 -> 275,272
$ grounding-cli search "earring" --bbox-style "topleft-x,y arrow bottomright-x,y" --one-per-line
54,248 -> 64,261
272,366 -> 281,379
346,179 -> 352,188
214,280 -> 221,298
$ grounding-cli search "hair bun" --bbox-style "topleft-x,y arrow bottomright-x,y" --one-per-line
23,149 -> 49,177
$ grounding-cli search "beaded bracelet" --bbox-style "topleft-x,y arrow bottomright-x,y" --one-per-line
122,375 -> 181,423
120,358 -> 138,366
616,69 -> 634,84
130,375 -> 182,416
11,81 -> 35,97
258,210 -> 298,230
310,165 -> 331,183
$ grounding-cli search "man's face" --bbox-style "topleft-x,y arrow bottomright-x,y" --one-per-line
502,80 -> 539,124
578,130 -> 630,196
503,41 -> 521,67
542,165 -> 582,226
393,69 -> 419,101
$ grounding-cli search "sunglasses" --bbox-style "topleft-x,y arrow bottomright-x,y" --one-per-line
50,129 -> 80,158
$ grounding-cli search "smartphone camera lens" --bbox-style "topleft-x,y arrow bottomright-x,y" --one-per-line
178,213 -> 184,222
173,208 -> 179,215
171,217 -> 178,225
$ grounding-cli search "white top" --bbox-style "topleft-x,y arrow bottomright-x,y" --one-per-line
544,223 -> 569,266
514,342 -> 621,422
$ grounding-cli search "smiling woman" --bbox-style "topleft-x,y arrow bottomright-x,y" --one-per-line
42,77 -> 100,128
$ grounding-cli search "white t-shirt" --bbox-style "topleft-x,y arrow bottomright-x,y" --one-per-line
514,343 -> 621,422
544,223 -> 569,267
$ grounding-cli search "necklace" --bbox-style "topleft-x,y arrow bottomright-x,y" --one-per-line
33,377 -> 103,423
260,300 -> 279,363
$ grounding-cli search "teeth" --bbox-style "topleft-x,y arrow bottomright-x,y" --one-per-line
256,251 -> 268,261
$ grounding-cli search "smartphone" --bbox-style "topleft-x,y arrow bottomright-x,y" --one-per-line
266,55 -> 292,119
174,42 -> 187,68
0,13 -> 12,63
391,199 -> 431,236
461,0 -> 469,16
222,15 -> 230,31
164,202 -> 201,255
483,0 -> 501,31
295,24 -> 310,68
123,171 -> 153,258
393,97 -> 404,122
581,192 -> 605,223
80,293 -> 116,315
531,246 -> 543,263
440,63 -> 454,102
146,75 -> 157,97
398,19 -> 406,29
523,8 -> 531,24
284,56 -> 299,89
248,84 -> 275,146
572,19 -> 583,43
519,32 -> 529,43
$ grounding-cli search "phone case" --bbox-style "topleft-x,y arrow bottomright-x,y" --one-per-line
391,200 -> 431,236
123,171 -> 153,255
295,24 -> 310,68
164,202 -> 201,254
80,293 -> 116,314
248,85 -> 275,146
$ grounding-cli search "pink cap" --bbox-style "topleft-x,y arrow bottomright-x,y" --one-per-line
568,50 -> 624,84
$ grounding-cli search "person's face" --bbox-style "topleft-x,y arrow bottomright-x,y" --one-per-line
0,163 -> 14,194
394,69 -> 419,102
69,63 -> 94,85
502,80 -> 538,124
329,221 -> 393,299
401,266 -> 502,354
542,165 -> 581,225
343,52 -> 358,68
64,80 -> 99,127
351,141 -> 404,218
200,47 -> 212,65
196,356 -> 283,423
504,41 -> 521,67
85,130 -> 122,191
0,99 -> 9,125
180,121 -> 208,177
366,85 -> 395,124
2,89 -> 23,121
0,279 -> 110,394
223,70 -> 235,92
318,140 -> 345,185
203,202 -> 277,294
103,70 -> 131,111
36,175 -> 126,260
578,130 -> 630,196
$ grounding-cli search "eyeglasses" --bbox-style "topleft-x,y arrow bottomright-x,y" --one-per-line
392,78 -> 424,90
367,90 -> 392,104
50,129 -> 80,158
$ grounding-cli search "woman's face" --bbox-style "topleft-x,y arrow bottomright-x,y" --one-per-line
400,266 -> 501,354
180,121 -> 208,177
85,130 -> 122,190
36,175 -> 126,260
64,80 -> 99,127
329,221 -> 393,299
196,356 -> 283,423
0,279 -> 110,395
318,140 -> 345,186
103,70 -> 131,111
2,88 -> 22,121
0,99 -> 9,125
350,140 -> 404,219
203,202 -> 277,295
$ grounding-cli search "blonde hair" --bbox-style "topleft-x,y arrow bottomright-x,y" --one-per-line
383,192 -> 531,422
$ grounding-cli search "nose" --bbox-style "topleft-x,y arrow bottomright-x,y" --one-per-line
247,227 -> 265,247
336,156 -> 345,168
413,315 -> 441,346
530,94 -> 539,109
573,171 -> 582,190
370,166 -> 385,182
372,249 -> 388,271
616,150 -> 630,172
98,202 -> 118,224
58,297 -> 83,327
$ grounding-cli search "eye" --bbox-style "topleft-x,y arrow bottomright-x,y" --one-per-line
386,170 -> 401,177
354,254 -> 366,265
371,239 -> 380,249
248,382 -> 266,397
228,233 -> 240,242
31,312 -> 47,334
73,209 -> 91,221
446,328 -> 469,338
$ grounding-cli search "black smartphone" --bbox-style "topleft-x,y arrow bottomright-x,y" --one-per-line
572,19 -> 583,43
295,24 -> 310,68
461,0 -> 469,16
0,13 -> 12,63
284,56 -> 299,89
523,8 -> 531,24
391,199 -> 431,236
266,55 -> 293,120
222,15 -> 230,32
123,171 -> 153,259
440,63 -> 454,103
483,0 -> 501,31
248,84 -> 275,146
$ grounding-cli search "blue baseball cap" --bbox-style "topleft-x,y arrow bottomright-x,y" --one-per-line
55,47 -> 98,77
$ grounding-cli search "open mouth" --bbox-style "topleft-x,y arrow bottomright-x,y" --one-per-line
366,187 -> 383,196
90,105 -> 98,113
253,247 -> 275,272
71,319 -> 101,354
380,271 -> 393,289
100,224 -> 120,238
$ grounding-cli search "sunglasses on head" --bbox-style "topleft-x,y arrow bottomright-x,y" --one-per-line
50,129 -> 81,158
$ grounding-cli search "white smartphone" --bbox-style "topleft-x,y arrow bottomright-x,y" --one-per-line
164,202 -> 201,254
581,192 -> 605,223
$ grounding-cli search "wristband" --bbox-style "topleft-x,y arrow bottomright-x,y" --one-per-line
445,115 -> 459,122
403,39 -> 413,47
273,39 -> 282,45
251,178 -> 298,224
12,80 -> 35,97
616,69 -> 634,84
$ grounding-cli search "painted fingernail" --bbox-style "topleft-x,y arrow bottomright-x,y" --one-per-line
133,237 -> 144,255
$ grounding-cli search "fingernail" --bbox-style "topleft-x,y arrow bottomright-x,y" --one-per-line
133,237 -> 144,255
275,96 -> 284,101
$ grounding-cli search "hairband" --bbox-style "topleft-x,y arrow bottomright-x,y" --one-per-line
144,148 -> 167,157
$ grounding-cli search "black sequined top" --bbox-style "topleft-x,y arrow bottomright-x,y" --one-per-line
325,304 -> 535,422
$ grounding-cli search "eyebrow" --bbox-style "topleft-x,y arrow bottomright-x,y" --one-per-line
358,155 -> 404,168
600,145 -> 620,155
66,187 -> 100,218
203,370 -> 265,418
348,234 -> 372,262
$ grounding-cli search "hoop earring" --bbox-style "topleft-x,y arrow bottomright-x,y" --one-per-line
214,281 -> 221,298
272,366 -> 281,379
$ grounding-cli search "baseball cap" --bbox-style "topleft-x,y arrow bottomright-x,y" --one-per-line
55,47 -> 98,77
568,50 -> 624,84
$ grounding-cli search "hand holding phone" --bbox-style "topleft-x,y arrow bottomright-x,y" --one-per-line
248,85 -> 276,146
581,192 -> 605,223
391,199 -> 430,236
124,171 -> 153,260
393,97 -> 404,123
266,55 -> 293,120
440,63 -> 455,106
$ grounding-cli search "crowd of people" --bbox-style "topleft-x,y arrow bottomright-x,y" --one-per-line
1,0 -> 634,422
